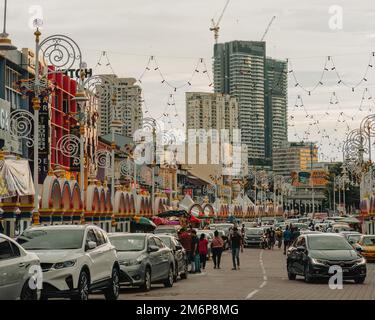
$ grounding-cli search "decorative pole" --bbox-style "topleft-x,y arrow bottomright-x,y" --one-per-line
33,28 -> 41,215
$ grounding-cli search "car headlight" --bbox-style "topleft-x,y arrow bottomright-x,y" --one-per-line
311,258 -> 328,266
354,257 -> 366,265
53,260 -> 76,269
119,255 -> 146,266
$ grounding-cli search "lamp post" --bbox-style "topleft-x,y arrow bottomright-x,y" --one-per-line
0,0 -> 16,51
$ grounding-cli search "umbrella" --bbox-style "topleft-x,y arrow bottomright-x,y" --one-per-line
158,210 -> 188,218
133,216 -> 156,228
151,216 -> 164,226
189,215 -> 201,224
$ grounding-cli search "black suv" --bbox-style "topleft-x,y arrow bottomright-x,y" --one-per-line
287,234 -> 366,284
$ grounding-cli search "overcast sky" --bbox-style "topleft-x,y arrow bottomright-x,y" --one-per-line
5,0 -> 375,161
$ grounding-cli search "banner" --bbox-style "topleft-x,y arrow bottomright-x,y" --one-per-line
291,170 -> 328,187
38,97 -> 49,183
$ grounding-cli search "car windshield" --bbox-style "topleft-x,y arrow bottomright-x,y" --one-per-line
347,235 -> 361,243
246,228 -> 263,235
17,229 -> 84,250
362,237 -> 375,246
308,236 -> 353,250
109,236 -> 145,251
154,228 -> 176,234
159,237 -> 172,248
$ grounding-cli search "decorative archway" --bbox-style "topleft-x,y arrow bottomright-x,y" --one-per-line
69,181 -> 82,224
40,175 -> 62,225
59,180 -> 72,224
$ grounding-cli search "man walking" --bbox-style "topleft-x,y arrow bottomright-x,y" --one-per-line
283,225 -> 292,255
178,227 -> 192,271
229,226 -> 242,270
190,229 -> 201,273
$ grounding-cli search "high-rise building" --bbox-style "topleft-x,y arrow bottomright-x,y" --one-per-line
265,58 -> 288,158
98,75 -> 142,138
213,40 -> 287,169
273,142 -> 318,177
185,92 -> 238,139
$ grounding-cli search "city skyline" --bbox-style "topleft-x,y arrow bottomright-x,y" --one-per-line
4,0 -> 375,162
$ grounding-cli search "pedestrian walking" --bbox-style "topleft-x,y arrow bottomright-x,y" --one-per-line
179,227 -> 192,271
268,227 -> 275,250
229,226 -> 242,270
211,230 -> 224,269
275,228 -> 283,249
283,225 -> 292,255
198,233 -> 208,270
190,229 -> 200,273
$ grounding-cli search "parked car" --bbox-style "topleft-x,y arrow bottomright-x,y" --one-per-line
354,235 -> 375,262
108,233 -> 175,292
157,234 -> 188,281
244,228 -> 264,247
242,221 -> 259,228
287,234 -> 366,284
17,225 -> 120,300
340,231 -> 362,245
0,233 -> 41,300
154,225 -> 181,236
332,223 -> 354,233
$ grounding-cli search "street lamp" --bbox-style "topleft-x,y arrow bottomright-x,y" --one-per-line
209,172 -> 221,200
0,0 -> 16,51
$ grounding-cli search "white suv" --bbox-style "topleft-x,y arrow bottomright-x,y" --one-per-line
17,225 -> 120,300
0,233 -> 41,300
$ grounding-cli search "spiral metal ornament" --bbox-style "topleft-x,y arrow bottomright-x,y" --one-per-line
56,134 -> 80,166
83,75 -> 114,107
344,129 -> 368,160
94,149 -> 112,169
9,110 -> 35,147
120,159 -> 133,177
361,114 -> 375,137
39,35 -> 82,70
141,117 -> 160,134
157,130 -> 177,146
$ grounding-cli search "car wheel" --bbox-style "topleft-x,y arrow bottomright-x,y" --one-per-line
180,262 -> 188,280
354,277 -> 365,284
163,266 -> 174,288
287,263 -> 296,280
104,267 -> 120,300
71,270 -> 90,300
304,265 -> 313,283
141,268 -> 151,292
20,280 -> 38,300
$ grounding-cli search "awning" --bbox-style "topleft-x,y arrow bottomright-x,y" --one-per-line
0,159 -> 35,199
186,175 -> 211,187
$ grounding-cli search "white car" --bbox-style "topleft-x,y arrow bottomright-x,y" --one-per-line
17,225 -> 120,300
0,233 -> 40,300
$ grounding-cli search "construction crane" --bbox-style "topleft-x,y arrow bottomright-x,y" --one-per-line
210,0 -> 230,44
260,15 -> 276,41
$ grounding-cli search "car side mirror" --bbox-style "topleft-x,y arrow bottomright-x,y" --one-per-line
86,241 -> 97,251
148,245 -> 159,252
296,246 -> 306,252
175,245 -> 182,251
356,247 -> 362,252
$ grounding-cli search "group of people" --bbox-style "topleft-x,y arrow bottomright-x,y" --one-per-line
178,225 -> 245,272
178,228 -> 225,273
